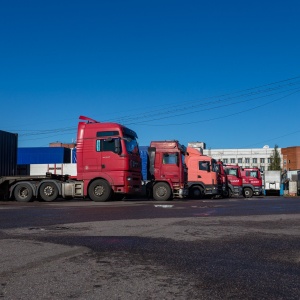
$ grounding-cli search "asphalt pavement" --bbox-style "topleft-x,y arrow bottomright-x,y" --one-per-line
0,196 -> 300,299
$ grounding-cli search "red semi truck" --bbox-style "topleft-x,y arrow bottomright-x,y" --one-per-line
241,167 -> 263,197
223,165 -> 262,198
0,116 -> 142,202
185,147 -> 227,198
141,141 -> 188,201
223,164 -> 243,197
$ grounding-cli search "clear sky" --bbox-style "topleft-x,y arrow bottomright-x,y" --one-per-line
1,0 -> 300,150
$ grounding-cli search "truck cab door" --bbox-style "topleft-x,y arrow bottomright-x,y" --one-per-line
95,138 -> 124,173
157,152 -> 181,183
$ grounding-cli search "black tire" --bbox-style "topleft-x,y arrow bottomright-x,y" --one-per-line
189,186 -> 204,199
228,188 -> 232,198
243,187 -> 253,198
153,182 -> 171,201
88,179 -> 112,202
39,182 -> 59,202
14,183 -> 33,202
222,189 -> 229,198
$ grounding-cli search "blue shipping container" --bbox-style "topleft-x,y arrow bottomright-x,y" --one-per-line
71,148 -> 77,163
18,147 -> 71,164
139,146 -> 150,181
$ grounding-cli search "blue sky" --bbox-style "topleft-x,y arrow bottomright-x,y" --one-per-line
1,0 -> 300,149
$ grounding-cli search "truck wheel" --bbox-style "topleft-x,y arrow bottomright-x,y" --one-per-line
243,187 -> 253,198
39,182 -> 59,202
88,179 -> 111,202
189,186 -> 204,199
228,188 -> 232,198
153,182 -> 171,201
222,190 -> 229,198
14,183 -> 33,202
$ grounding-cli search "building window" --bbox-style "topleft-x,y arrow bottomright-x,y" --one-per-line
253,158 -> 257,163
260,166 -> 265,171
260,158 -> 265,163
238,158 -> 242,164
223,159 -> 228,163
284,160 -> 287,165
245,158 -> 250,164
268,158 -> 271,164
230,158 -> 235,164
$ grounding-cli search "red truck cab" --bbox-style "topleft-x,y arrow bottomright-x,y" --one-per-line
147,141 -> 188,201
241,167 -> 263,197
75,116 -> 142,201
185,147 -> 221,198
223,164 -> 243,197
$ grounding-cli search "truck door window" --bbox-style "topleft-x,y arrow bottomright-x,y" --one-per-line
162,153 -> 178,164
96,139 -> 121,153
199,161 -> 209,171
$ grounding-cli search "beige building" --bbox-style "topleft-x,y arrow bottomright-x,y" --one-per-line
203,145 -> 280,172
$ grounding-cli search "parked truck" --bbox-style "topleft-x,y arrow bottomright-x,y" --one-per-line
223,165 -> 262,198
185,147 -> 226,198
241,167 -> 263,197
223,164 -> 243,197
140,141 -> 188,201
0,116 -> 142,202
263,170 -> 282,196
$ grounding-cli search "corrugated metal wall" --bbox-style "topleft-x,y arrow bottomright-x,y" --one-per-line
0,130 -> 18,176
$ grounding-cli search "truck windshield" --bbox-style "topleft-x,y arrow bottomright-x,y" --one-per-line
124,134 -> 139,154
225,168 -> 239,177
212,160 -> 219,173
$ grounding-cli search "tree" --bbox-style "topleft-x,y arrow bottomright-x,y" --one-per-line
268,144 -> 281,171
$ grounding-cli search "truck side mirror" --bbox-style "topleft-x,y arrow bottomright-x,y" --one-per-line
114,138 -> 121,155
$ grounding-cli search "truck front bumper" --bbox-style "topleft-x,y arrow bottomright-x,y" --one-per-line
205,185 -> 220,196
254,187 -> 262,196
233,186 -> 243,196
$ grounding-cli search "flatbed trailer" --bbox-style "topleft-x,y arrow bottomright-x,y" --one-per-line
0,173 -> 71,201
